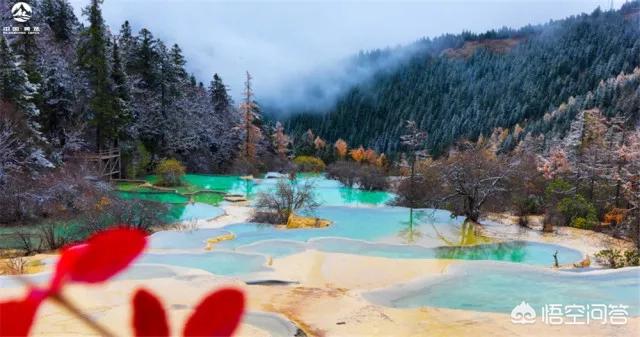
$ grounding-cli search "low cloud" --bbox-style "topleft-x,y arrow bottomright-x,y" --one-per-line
68,0 -> 617,115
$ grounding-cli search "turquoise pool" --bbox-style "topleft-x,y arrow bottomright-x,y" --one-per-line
168,203 -> 224,222
138,174 -> 394,207
149,206 -> 582,266
236,238 -> 581,265
216,207 -> 469,249
308,238 -> 582,266
150,207 -> 469,251
365,263 -> 640,316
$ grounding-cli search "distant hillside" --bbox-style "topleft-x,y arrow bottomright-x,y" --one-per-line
284,2 -> 640,156
440,38 -> 523,58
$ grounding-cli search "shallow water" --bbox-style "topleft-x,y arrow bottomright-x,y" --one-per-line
215,207 -> 467,249
367,263 -> 640,316
148,206 -> 582,266
149,228 -> 230,250
137,251 -> 270,275
309,238 -> 582,266
167,202 -> 225,222
110,175 -> 639,313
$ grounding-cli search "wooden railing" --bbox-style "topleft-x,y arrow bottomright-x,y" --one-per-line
71,149 -> 121,179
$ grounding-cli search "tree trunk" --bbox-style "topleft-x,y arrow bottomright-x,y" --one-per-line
466,197 -> 480,222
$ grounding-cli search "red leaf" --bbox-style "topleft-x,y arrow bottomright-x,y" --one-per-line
50,244 -> 88,292
182,288 -> 245,337
133,289 -> 170,337
0,289 -> 47,337
52,228 -> 146,287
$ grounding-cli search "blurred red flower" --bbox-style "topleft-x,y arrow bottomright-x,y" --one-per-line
133,288 -> 245,337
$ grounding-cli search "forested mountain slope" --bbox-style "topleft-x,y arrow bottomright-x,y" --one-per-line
284,2 -> 640,156
0,0 -> 248,176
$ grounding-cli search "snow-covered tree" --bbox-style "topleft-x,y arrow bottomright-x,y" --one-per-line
0,37 -> 40,124
209,73 -> 231,116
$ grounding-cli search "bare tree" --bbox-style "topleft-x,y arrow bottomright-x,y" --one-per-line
254,179 -> 320,224
617,129 -> 640,248
440,148 -> 511,222
4,256 -> 28,275
399,120 -> 428,208
239,71 -> 262,162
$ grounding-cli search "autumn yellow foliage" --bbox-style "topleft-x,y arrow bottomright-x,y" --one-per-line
95,197 -> 111,211
350,146 -> 366,163
376,153 -> 388,168
364,148 -> 377,164
155,158 -> 186,186
334,139 -> 348,159
604,208 -> 628,225
293,156 -> 326,172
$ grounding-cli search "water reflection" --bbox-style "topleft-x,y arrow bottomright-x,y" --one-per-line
398,208 -> 423,243
434,241 -> 529,262
397,209 -> 490,246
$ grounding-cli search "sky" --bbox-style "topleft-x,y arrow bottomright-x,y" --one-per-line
67,0 -> 625,108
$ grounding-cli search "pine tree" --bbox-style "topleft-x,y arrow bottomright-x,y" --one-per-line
76,0 -> 118,150
0,37 -> 40,135
117,21 -> 136,70
110,40 -> 131,142
169,44 -> 187,80
209,73 -> 231,115
131,28 -> 158,89
42,0 -> 77,42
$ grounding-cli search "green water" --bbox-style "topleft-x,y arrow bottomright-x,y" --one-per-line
127,174 -> 393,206
116,190 -> 189,203
0,222 -> 85,250
190,192 -> 224,205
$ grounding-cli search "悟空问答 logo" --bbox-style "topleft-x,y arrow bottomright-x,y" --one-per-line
511,301 -> 537,324
12,2 -> 32,23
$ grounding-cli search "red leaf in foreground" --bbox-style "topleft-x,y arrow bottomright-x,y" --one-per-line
132,289 -> 170,337
0,289 -> 47,337
182,288 -> 245,337
52,227 -> 146,287
50,244 -> 88,292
